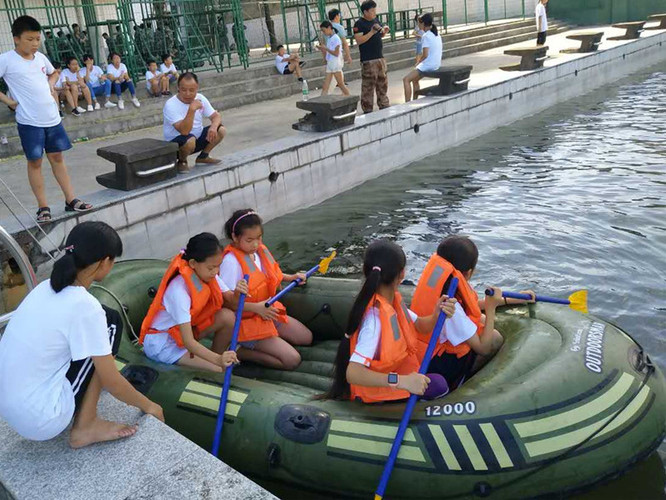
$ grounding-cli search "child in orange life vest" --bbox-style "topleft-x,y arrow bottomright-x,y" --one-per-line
411,235 -> 535,390
219,209 -> 312,370
323,240 -> 457,403
139,233 -> 243,373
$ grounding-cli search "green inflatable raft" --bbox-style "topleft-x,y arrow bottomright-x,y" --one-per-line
91,259 -> 666,499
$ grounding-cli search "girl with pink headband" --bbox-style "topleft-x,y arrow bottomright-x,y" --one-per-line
219,209 -> 312,370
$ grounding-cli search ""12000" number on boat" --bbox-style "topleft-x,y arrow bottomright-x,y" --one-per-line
425,401 -> 476,417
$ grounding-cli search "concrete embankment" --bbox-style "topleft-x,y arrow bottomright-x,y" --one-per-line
4,25 -> 666,277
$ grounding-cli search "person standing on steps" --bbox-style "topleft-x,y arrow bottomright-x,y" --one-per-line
163,72 -> 226,173
327,9 -> 352,65
535,0 -> 548,46
353,0 -> 390,114
0,15 -> 92,223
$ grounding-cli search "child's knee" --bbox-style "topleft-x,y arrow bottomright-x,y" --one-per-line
491,329 -> 504,350
282,349 -> 301,370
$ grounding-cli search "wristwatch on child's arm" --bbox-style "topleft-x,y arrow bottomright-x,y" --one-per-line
388,372 -> 399,388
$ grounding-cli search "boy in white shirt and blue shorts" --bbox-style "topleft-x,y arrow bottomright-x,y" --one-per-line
0,15 -> 92,222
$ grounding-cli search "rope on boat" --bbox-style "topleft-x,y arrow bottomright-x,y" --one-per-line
0,175 -> 61,263
90,283 -> 140,345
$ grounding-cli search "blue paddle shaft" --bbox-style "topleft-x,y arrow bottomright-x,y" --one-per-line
484,288 -> 570,305
375,278 -> 459,499
265,263 -> 319,307
212,274 -> 249,457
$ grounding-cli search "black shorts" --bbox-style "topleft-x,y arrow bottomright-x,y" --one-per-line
427,350 -> 476,391
537,31 -> 547,45
66,305 -> 123,411
170,124 -> 223,154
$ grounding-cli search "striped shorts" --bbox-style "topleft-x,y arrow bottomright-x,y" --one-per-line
65,305 -> 123,410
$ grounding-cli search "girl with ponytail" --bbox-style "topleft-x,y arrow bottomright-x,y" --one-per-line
402,13 -> 443,102
323,240 -> 456,402
0,221 -> 164,448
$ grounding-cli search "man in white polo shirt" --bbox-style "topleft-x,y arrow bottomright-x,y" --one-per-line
163,72 -> 225,173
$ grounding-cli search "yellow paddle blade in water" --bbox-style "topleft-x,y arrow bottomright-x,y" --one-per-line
318,251 -> 337,274
568,290 -> 588,314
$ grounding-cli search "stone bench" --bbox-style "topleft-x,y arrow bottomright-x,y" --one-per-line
500,46 -> 549,72
292,95 -> 360,132
415,65 -> 473,97
560,32 -> 604,54
609,21 -> 645,40
646,13 -> 666,30
96,138 -> 178,191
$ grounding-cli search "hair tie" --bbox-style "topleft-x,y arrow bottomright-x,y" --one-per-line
64,245 -> 74,254
372,266 -> 381,272
231,211 -> 257,234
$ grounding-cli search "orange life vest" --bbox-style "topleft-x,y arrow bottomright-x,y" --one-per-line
222,244 -> 288,343
349,292 -> 422,403
139,253 -> 224,349
411,254 -> 483,359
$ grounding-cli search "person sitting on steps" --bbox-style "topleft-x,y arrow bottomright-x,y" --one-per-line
162,72 -> 226,173
274,45 -> 305,81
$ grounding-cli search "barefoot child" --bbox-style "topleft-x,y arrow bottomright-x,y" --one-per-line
220,209 -> 312,370
140,233 -> 242,373
411,235 -> 535,390
318,21 -> 350,96
0,222 -> 164,448
323,240 -> 457,403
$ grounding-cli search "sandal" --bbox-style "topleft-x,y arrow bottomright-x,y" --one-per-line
36,206 -> 51,223
65,198 -> 93,212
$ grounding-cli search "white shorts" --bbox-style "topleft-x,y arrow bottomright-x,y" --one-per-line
142,331 -> 188,365
326,59 -> 343,74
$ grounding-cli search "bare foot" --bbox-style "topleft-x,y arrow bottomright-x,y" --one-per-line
69,418 -> 138,449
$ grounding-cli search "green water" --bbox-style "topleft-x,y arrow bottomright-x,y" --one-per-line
262,63 -> 666,498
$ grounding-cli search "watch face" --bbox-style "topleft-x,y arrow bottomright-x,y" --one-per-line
388,373 -> 399,385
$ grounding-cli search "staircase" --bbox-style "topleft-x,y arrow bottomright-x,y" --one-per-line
0,18 -> 568,159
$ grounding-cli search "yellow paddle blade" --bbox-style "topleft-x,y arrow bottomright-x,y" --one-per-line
568,290 -> 588,314
318,250 -> 337,274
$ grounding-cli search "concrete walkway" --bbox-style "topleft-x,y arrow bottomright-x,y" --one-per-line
0,24 -> 659,223
0,393 -> 276,500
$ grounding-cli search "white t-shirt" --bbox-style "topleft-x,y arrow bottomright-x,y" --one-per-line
0,50 -> 60,127
535,2 -> 548,32
326,34 -> 343,63
61,68 -> 81,85
80,65 -> 104,86
163,93 -> 216,141
107,62 -> 128,79
145,69 -> 162,90
416,30 -> 443,72
275,55 -> 289,74
0,281 -> 111,440
149,275 -> 229,333
219,252 -> 262,291
160,62 -> 177,74
350,303 -> 477,366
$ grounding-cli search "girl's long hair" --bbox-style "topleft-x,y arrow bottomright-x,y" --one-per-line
321,240 -> 406,400
420,13 -> 438,36
51,221 -> 123,293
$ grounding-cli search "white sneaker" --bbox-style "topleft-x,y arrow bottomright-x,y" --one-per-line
104,101 -> 117,109
76,106 -> 86,113
118,99 -> 125,110
94,102 -> 100,110
131,97 -> 140,108
87,104 -> 94,112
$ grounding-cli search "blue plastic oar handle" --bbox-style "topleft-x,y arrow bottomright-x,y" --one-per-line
485,289 -> 570,305
265,263 -> 320,307
374,278 -> 459,499
212,274 -> 249,457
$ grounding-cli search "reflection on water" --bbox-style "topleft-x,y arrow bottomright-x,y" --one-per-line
263,63 -> 666,497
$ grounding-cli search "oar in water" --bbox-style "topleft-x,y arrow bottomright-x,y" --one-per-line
211,274 -> 249,457
265,250 -> 337,307
374,278 -> 460,500
484,288 -> 588,314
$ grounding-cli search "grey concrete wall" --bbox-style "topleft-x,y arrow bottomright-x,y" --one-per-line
13,30 -> 666,279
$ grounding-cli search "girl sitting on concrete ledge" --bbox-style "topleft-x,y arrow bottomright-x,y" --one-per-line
0,222 -> 164,448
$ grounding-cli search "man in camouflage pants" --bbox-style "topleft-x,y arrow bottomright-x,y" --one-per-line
353,0 -> 390,113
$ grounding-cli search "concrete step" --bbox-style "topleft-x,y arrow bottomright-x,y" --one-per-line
0,21 -> 570,158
